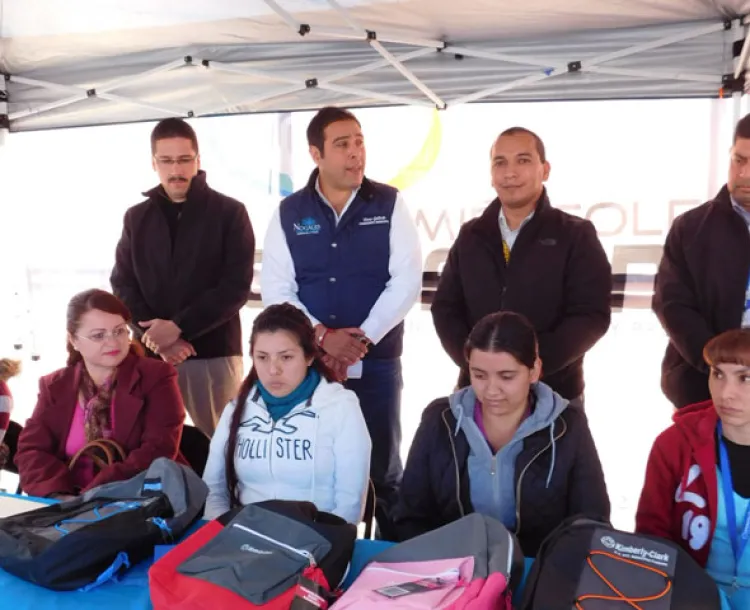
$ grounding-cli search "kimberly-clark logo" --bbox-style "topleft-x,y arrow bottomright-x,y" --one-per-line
294,217 -> 321,236
600,536 -> 670,567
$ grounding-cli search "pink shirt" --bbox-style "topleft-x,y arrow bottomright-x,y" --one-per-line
64,397 -> 115,490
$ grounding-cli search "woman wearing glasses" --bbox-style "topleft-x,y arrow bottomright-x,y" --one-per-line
16,289 -> 187,498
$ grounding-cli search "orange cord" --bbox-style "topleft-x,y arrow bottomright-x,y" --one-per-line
574,550 -> 672,610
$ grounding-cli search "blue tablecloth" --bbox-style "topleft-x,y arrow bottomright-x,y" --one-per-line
0,492 -> 533,609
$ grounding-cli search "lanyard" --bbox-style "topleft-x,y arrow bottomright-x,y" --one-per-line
717,422 -> 750,571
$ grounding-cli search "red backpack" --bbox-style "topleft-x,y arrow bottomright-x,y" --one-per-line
149,501 -> 356,610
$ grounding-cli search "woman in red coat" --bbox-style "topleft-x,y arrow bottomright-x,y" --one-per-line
16,288 -> 186,498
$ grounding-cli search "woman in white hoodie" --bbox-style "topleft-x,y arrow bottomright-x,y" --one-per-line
202,303 -> 372,523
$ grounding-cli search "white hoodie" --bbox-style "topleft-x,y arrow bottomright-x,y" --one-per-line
202,377 -> 372,524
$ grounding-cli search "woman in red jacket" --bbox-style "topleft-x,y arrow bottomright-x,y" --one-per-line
16,288 -> 186,498
636,328 -> 750,608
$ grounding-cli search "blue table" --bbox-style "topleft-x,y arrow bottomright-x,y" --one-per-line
0,492 -> 533,609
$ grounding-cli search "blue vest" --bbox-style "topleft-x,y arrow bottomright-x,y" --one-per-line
279,170 -> 403,359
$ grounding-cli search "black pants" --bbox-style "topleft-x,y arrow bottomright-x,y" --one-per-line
345,357 -> 403,539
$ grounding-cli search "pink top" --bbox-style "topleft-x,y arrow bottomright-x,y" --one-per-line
64,397 -> 115,490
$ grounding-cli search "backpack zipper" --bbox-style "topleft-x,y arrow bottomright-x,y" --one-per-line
366,566 -> 462,582
514,418 -> 567,535
150,517 -> 174,542
232,523 -> 317,567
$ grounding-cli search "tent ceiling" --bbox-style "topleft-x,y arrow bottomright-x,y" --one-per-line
1,0 -> 749,131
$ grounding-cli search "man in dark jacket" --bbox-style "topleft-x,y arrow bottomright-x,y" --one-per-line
653,113 -> 750,409
431,128 -> 611,402
111,118 -> 255,437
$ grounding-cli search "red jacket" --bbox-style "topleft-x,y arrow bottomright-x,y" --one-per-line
635,400 -> 719,567
16,352 -> 187,497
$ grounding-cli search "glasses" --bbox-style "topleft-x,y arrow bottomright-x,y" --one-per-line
154,155 -> 198,167
77,327 -> 131,343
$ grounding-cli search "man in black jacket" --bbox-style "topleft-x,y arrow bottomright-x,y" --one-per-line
111,118 -> 255,436
431,127 -> 611,402
653,114 -> 750,409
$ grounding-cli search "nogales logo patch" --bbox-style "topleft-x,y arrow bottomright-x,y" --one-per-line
294,216 -> 321,236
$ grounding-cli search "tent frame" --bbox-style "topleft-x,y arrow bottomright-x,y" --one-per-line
2,1 -> 749,129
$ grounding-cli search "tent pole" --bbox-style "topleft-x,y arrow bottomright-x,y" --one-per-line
10,59 -> 189,98
446,45 -> 715,83
199,84 -> 307,116
325,48 -> 436,82
585,66 -> 715,83
200,48 -> 438,114
10,93 -> 88,121
369,40 -> 445,108
205,49 -> 435,86
262,0 -> 444,48
733,19 -> 747,125
450,19 -> 732,105
261,0 -> 301,32
96,92 -> 191,116
93,58 -> 193,95
586,21 -> 727,66
323,0 -> 445,107
202,60 -> 300,85
734,92 -> 743,123
8,58 -> 192,122
316,81 -> 434,107
309,27 -> 444,49
451,71 -> 555,106
735,26 -> 750,80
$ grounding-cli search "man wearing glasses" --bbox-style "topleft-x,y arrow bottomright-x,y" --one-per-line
111,118 -> 255,437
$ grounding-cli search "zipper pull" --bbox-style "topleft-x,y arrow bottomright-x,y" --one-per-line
300,548 -> 317,568
151,517 -> 174,543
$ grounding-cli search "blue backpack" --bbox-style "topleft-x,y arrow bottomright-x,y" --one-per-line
0,458 -> 207,591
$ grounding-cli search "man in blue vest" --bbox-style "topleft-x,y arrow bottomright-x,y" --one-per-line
261,106 -> 423,536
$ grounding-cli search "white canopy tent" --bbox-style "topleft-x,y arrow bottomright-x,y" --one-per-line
1,0 -> 750,131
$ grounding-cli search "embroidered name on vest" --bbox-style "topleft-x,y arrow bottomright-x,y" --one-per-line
293,217 -> 322,236
358,215 -> 389,227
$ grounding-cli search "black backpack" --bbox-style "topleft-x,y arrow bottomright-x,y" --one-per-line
0,458 -> 207,591
520,516 -> 721,609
